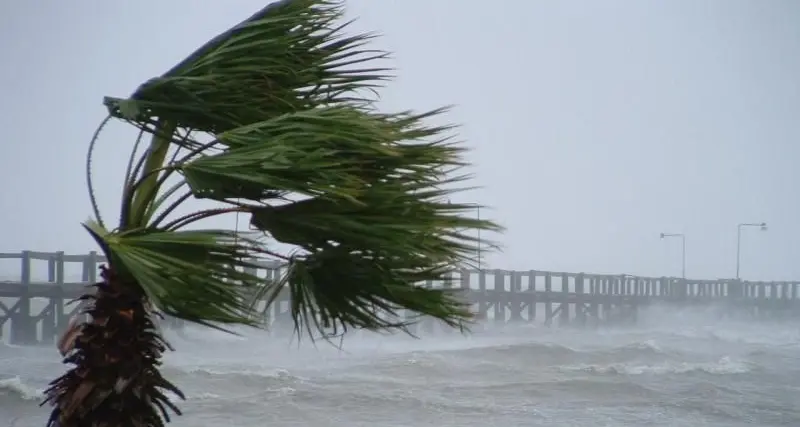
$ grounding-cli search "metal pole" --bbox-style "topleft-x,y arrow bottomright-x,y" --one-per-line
681,234 -> 686,279
476,205 -> 482,271
736,225 -> 742,279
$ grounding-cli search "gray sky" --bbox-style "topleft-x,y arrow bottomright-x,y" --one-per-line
1,1 -> 798,281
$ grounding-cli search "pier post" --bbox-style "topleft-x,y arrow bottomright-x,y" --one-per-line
575,273 -> 586,326
589,277 -> 600,325
727,279 -> 742,303
658,276 -> 668,298
10,251 -> 35,345
509,271 -> 524,322
544,273 -> 553,326
493,270 -> 505,323
477,269 -> 488,319
42,251 -> 65,344
676,278 -> 688,301
526,270 -> 537,322
601,277 -> 611,322
559,273 -> 570,326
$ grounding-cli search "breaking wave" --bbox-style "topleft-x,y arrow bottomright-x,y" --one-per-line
558,356 -> 753,376
0,376 -> 42,402
3,305 -> 799,426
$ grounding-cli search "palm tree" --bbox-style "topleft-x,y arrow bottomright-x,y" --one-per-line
42,1 -> 500,426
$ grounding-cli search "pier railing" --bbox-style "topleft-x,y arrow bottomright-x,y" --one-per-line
1,251 -> 798,345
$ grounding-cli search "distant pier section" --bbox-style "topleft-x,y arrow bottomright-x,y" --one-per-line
1,250 -> 799,345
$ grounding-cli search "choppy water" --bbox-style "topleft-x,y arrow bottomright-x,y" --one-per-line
2,305 -> 799,426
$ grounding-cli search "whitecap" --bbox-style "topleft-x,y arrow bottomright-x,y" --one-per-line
559,356 -> 752,376
0,376 -> 43,401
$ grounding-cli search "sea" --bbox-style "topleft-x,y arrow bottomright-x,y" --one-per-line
2,304 -> 799,426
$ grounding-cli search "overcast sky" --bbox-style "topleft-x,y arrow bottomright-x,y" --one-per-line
1,1 -> 798,281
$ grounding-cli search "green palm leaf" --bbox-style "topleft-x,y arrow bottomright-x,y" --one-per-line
91,224 -> 266,330
50,1 -> 503,425
97,0 -> 503,336
179,106 -> 461,203
105,0 -> 388,135
273,246 -> 471,339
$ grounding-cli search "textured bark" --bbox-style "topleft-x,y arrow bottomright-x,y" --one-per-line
42,266 -> 184,427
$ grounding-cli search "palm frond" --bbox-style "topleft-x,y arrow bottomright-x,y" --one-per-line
85,220 -> 268,332
109,0 -> 395,229
248,184 -> 487,252
57,2 -> 503,424
178,106 -> 461,203
104,0 -> 389,136
85,0 -> 503,336
270,246 -> 473,338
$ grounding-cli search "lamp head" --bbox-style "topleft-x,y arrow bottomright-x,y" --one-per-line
760,222 -> 768,231
660,233 -> 666,239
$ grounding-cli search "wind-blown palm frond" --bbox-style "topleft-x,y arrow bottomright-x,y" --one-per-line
180,106 -> 461,202
270,245 -> 470,339
105,0 -> 388,136
48,1 -> 502,425
102,0 -> 502,336
84,221 -> 266,330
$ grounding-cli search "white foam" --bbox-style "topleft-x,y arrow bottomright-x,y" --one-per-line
181,366 -> 300,381
0,376 -> 43,401
560,356 -> 752,376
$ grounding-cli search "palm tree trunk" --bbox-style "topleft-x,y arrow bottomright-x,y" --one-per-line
43,266 -> 184,427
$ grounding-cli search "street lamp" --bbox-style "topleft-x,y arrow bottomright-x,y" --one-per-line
476,205 -> 482,270
736,222 -> 767,279
660,232 -> 686,278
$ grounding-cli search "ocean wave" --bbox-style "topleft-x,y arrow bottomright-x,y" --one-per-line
558,356 -> 752,376
433,377 -> 656,400
0,376 -> 43,402
187,366 -> 297,379
451,340 -> 578,360
161,390 -> 228,402
445,338 -> 673,364
284,381 -> 548,419
619,339 -> 662,352
0,374 -> 236,405
164,365 -> 305,387
591,339 -> 669,358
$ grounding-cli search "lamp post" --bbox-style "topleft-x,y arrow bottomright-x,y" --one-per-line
736,222 -> 767,279
660,232 -> 686,278
476,204 -> 482,270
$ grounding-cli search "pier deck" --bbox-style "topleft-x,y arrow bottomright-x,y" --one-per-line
1,251 -> 798,345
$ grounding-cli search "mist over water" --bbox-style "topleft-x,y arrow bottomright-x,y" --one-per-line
2,305 -> 799,426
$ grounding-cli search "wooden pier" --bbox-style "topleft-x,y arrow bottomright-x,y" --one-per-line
1,250 -> 799,345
